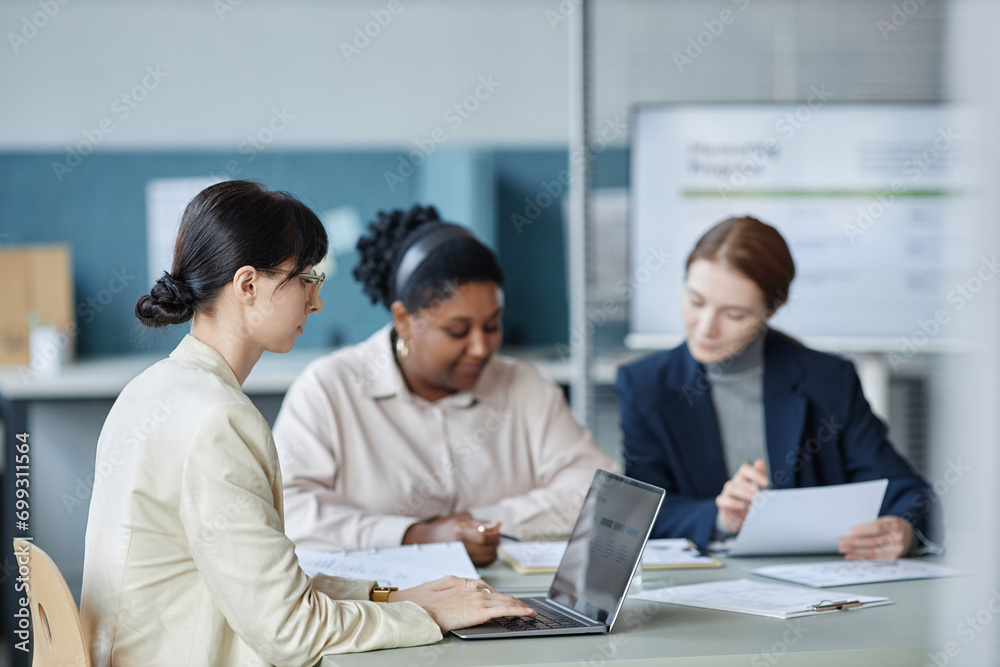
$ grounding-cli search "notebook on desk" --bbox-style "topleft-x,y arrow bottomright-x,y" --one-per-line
451,469 -> 665,639
499,538 -> 721,574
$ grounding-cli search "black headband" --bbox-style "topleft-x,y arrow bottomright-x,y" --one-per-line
392,224 -> 474,303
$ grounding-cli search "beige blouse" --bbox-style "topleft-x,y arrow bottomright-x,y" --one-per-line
80,335 -> 441,667
273,325 -> 618,551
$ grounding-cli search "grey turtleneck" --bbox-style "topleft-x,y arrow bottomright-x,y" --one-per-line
706,330 -> 769,480
707,330 -> 769,540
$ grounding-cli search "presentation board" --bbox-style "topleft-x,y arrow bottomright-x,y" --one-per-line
628,103 -> 966,349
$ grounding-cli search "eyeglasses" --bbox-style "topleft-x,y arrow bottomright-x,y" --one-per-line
297,271 -> 325,308
265,268 -> 326,307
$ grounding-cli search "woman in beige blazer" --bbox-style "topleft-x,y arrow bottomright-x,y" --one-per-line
80,181 -> 532,667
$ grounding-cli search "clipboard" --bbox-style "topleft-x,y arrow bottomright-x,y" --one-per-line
498,538 -> 723,575
633,578 -> 893,619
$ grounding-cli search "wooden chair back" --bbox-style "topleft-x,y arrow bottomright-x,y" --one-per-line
12,539 -> 90,667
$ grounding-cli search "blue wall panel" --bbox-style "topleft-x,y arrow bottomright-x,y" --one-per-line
0,151 -> 420,357
0,148 -> 629,357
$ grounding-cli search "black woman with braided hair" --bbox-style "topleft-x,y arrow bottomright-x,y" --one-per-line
273,204 -> 616,566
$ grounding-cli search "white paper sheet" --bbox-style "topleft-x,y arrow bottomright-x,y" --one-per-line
295,541 -> 479,589
634,578 -> 892,619
753,559 -> 965,587
726,479 -> 888,557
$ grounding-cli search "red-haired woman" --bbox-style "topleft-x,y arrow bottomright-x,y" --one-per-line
617,216 -> 939,560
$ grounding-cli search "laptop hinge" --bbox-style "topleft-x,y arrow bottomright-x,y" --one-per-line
539,598 -> 606,627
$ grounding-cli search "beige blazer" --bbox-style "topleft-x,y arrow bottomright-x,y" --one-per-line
80,335 -> 441,667
273,325 -> 618,551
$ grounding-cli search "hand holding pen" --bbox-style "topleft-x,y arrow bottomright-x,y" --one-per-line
714,459 -> 769,534
402,512 -> 502,566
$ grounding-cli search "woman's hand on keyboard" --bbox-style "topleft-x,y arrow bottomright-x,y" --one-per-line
392,575 -> 537,632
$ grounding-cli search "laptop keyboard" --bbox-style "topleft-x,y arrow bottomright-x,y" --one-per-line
494,602 -> 588,632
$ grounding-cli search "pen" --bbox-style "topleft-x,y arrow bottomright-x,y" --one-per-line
811,599 -> 862,611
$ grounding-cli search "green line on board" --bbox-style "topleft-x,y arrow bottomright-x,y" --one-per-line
682,189 -> 959,198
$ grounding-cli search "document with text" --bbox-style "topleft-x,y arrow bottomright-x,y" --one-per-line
753,559 -> 965,587
499,538 -> 721,574
295,541 -> 479,588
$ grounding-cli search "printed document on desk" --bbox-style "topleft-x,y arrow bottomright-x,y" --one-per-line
726,479 -> 888,556
499,538 -> 721,574
753,559 -> 965,587
295,541 -> 479,588
635,579 -> 892,619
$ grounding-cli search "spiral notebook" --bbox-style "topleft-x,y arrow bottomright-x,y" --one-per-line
295,541 -> 479,589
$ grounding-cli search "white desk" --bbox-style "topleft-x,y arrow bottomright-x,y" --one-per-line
318,555 -> 950,667
0,346 -> 640,401
0,348 -> 331,400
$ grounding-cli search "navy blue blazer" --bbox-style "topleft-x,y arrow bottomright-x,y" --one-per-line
617,329 -> 940,550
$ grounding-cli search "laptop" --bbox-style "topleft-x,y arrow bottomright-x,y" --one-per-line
451,469 -> 665,639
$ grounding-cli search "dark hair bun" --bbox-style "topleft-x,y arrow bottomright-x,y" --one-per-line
354,205 -> 442,309
134,273 -> 197,327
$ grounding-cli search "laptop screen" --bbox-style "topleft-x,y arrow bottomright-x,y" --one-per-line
549,470 -> 664,625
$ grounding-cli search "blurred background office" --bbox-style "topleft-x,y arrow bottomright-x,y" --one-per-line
1,0 -> 998,664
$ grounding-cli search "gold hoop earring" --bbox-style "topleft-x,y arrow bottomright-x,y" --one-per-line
395,336 -> 409,360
